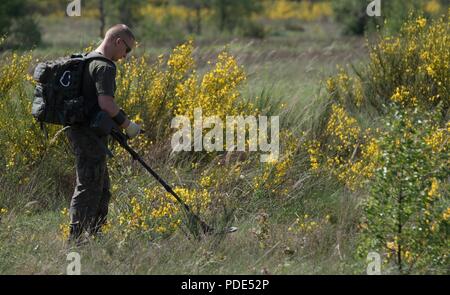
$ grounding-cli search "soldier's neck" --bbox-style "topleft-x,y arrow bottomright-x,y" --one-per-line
95,44 -> 114,61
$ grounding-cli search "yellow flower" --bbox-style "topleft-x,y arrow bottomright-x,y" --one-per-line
386,241 -> 397,251
264,0 -> 332,21
427,178 -> 439,200
101,222 -> 112,233
426,65 -> 436,77
416,17 -> 427,28
60,223 -> 70,240
424,129 -> 446,152
60,207 -> 69,216
431,222 -> 439,232
390,86 -> 410,104
404,251 -> 413,263
443,207 -> 450,221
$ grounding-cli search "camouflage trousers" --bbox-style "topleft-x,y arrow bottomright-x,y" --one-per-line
66,126 -> 111,241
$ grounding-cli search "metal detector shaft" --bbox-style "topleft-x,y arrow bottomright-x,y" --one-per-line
110,129 -> 213,234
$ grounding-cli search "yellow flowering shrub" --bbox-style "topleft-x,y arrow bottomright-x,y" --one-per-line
442,207 -> 450,221
288,213 -> 330,235
262,0 -> 333,22
139,4 -> 212,25
59,207 -> 70,241
423,123 -> 449,152
326,67 -> 366,109
305,14 -> 448,272
358,107 -> 449,273
0,52 -> 50,171
368,14 -> 449,110
116,186 -> 211,236
327,13 -> 449,112
287,213 -> 332,251
175,51 -> 247,120
199,161 -> 245,192
306,14 -> 449,191
253,130 -> 298,196
139,1 -> 332,25
114,40 -> 251,147
305,104 -> 380,190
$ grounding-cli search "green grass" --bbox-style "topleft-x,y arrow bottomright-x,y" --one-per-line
0,189 -> 361,275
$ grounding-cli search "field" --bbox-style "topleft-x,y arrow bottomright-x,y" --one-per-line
0,2 -> 448,275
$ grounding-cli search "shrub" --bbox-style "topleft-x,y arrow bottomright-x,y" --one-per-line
263,0 -> 333,22
137,15 -> 186,43
358,106 -> 449,274
332,0 -> 370,35
304,13 -> 449,273
241,20 -> 267,39
0,0 -> 27,36
332,0 -> 448,35
113,40 -> 252,145
0,52 -> 44,173
320,12 -> 449,135
6,17 -> 42,49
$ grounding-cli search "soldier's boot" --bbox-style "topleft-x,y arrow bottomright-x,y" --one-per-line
67,222 -> 89,247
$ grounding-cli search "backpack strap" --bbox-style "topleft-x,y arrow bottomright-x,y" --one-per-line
84,52 -> 116,69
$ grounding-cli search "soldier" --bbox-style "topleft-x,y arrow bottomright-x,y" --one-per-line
66,24 -> 140,244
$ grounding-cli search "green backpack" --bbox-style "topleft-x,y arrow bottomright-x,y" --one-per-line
31,52 -> 113,126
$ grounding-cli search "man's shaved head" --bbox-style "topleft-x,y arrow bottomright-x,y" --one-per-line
105,24 -> 135,42
98,24 -> 136,61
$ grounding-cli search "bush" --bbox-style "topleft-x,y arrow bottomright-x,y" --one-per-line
0,0 -> 27,36
6,17 -> 42,49
332,0 -> 369,35
304,12 -> 449,273
0,0 -> 43,50
137,12 -> 188,44
0,52 -> 42,172
358,106 -> 449,274
332,0 -> 448,35
212,0 -> 262,32
263,0 -> 333,22
241,20 -> 267,39
323,13 -> 449,115
113,40 -> 251,142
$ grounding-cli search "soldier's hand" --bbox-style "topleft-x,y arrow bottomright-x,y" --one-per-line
125,121 -> 141,138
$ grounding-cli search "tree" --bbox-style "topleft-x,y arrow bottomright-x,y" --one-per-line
27,0 -> 66,15
109,0 -> 147,28
211,0 -> 262,32
0,0 -> 42,49
332,0 -> 432,35
0,0 -> 27,36
359,106 -> 449,274
99,0 -> 106,38
176,0 -> 210,35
